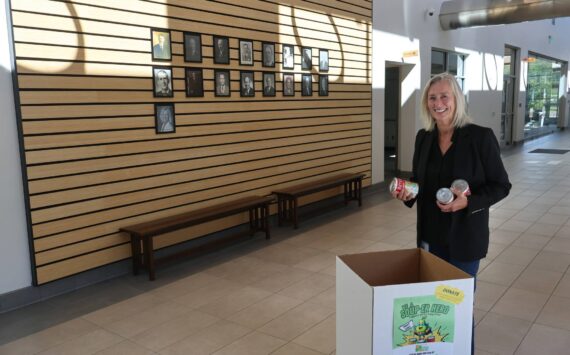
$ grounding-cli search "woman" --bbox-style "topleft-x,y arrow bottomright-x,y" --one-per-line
394,72 -> 511,271
393,72 -> 511,353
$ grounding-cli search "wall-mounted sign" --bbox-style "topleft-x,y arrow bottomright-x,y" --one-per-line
402,50 -> 419,58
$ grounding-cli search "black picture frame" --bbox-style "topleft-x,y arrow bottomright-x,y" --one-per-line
214,70 -> 231,97
302,74 -> 312,96
282,44 -> 294,69
319,74 -> 329,96
185,68 -> 204,97
283,73 -> 295,96
301,47 -> 312,70
151,29 -> 172,61
319,49 -> 329,72
155,103 -> 175,134
183,32 -> 202,63
240,71 -> 255,97
213,36 -> 230,64
262,42 -> 275,67
263,72 -> 276,97
239,39 -> 254,66
153,66 -> 173,98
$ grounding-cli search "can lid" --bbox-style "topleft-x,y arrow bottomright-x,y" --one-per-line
436,187 -> 454,204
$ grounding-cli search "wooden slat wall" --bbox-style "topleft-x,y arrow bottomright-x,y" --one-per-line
10,0 -> 372,284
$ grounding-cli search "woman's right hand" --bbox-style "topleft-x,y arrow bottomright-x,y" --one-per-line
392,188 -> 413,202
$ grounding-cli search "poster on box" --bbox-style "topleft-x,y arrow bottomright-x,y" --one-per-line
392,286 -> 464,355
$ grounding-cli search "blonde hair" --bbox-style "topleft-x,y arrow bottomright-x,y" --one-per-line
420,73 -> 471,131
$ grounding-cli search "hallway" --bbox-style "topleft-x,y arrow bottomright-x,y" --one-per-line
2,131 -> 570,354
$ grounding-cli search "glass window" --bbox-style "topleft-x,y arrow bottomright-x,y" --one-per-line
431,50 -> 445,74
448,53 -> 459,75
524,54 -> 564,138
431,49 -> 466,90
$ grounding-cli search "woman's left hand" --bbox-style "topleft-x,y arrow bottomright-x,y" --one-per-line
437,187 -> 468,212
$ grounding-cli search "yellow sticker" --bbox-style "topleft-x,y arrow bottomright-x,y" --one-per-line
435,285 -> 464,305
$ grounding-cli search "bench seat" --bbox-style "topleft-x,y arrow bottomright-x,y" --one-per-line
120,195 -> 274,280
272,172 -> 365,228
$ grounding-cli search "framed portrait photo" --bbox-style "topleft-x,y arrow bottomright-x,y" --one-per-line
302,74 -> 312,96
283,73 -> 295,96
239,39 -> 254,66
282,44 -> 294,70
214,70 -> 231,97
240,71 -> 255,97
151,29 -> 171,61
183,32 -> 202,62
319,49 -> 329,72
262,42 -> 275,67
263,72 -> 276,97
153,66 -> 173,98
319,75 -> 329,96
213,36 -> 230,64
155,103 -> 175,134
301,47 -> 312,70
185,68 -> 204,97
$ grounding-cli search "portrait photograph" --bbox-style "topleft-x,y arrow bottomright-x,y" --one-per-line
283,73 -> 295,96
213,36 -> 230,64
183,32 -> 202,62
155,103 -> 175,134
240,71 -> 255,97
262,42 -> 275,67
302,74 -> 312,96
153,66 -> 173,98
215,70 -> 231,97
151,29 -> 171,61
319,49 -> 329,72
239,39 -> 254,66
282,44 -> 294,69
319,75 -> 329,96
301,47 -> 312,70
185,68 -> 204,97
263,72 -> 276,97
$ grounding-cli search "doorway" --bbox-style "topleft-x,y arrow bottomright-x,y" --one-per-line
384,66 -> 400,177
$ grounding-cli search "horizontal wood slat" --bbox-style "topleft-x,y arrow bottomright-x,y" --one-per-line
11,0 -> 371,284
30,148 -> 371,214
29,141 -> 372,197
24,121 -> 371,150
23,108 -> 371,134
25,129 -> 371,165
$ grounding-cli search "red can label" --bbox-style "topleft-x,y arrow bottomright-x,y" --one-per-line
390,178 -> 419,198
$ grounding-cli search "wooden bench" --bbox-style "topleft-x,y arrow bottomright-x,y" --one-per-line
273,172 -> 365,229
120,195 -> 274,280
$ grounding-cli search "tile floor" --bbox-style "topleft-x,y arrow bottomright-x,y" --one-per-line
3,131 -> 570,354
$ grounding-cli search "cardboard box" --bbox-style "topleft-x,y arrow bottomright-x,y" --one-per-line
336,248 -> 474,355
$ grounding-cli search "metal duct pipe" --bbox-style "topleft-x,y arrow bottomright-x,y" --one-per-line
440,0 -> 570,30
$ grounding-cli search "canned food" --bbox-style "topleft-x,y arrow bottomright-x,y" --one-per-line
389,177 -> 419,199
436,187 -> 454,204
451,179 -> 471,196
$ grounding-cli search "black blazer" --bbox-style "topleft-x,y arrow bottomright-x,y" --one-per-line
405,124 -> 511,261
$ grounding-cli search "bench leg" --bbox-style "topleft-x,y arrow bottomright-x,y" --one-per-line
263,204 -> 270,239
358,178 -> 363,206
277,197 -> 283,226
293,198 -> 299,229
130,234 -> 141,276
143,236 -> 156,281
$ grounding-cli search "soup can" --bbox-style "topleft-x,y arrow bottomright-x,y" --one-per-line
451,179 -> 471,196
436,187 -> 454,204
389,177 -> 419,199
